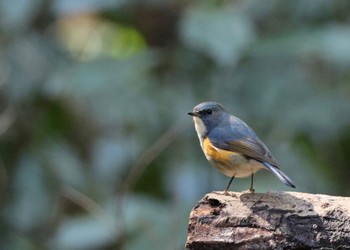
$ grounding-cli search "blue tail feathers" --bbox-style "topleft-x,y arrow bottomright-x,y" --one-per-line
262,162 -> 295,188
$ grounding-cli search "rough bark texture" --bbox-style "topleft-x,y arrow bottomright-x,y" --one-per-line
186,191 -> 350,250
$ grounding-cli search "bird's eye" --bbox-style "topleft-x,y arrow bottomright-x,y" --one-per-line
206,109 -> 212,115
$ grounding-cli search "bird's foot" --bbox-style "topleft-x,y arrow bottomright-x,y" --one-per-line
242,188 -> 255,194
215,190 -> 236,197
212,190 -> 230,196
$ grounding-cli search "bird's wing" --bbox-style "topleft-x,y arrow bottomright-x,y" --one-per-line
223,137 -> 279,167
209,117 -> 280,167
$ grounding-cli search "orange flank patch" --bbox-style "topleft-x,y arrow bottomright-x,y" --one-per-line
202,137 -> 240,166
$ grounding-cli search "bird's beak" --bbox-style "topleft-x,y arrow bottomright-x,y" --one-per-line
187,111 -> 197,117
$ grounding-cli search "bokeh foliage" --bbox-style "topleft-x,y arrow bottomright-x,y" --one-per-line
1,0 -> 350,249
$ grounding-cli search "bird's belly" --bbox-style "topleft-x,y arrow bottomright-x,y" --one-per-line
202,137 -> 263,178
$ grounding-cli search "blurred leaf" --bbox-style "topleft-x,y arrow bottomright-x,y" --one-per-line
180,7 -> 255,66
2,34 -> 67,103
272,142 -> 333,194
42,139 -> 87,191
165,161 -> 210,202
44,53 -> 160,130
0,234 -> 38,250
91,136 -> 137,190
56,15 -> 146,61
50,216 -> 118,250
287,0 -> 348,20
121,195 -> 188,250
4,153 -> 52,232
52,0 -> 128,16
0,0 -> 41,33
252,25 -> 350,67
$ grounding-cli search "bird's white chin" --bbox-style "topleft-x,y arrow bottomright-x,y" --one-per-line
193,117 -> 207,146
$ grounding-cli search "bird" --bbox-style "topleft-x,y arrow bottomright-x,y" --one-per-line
188,101 -> 295,195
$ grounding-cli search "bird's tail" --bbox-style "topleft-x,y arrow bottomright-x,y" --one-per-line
262,162 -> 295,188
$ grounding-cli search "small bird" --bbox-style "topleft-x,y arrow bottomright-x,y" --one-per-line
188,101 -> 295,195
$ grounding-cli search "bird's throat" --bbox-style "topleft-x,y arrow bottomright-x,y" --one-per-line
193,117 -> 207,147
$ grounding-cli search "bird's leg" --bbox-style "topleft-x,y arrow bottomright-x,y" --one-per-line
249,173 -> 255,193
223,176 -> 235,195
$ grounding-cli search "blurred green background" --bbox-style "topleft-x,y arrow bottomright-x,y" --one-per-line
1,0 -> 350,249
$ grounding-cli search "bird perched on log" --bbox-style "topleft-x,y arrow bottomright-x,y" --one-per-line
188,101 -> 295,195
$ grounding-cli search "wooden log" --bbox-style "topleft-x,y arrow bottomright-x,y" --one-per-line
186,191 -> 350,249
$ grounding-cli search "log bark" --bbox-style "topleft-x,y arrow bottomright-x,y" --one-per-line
186,191 -> 350,249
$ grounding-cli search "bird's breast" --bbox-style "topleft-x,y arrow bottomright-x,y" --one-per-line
201,137 -> 263,177
202,137 -> 242,166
